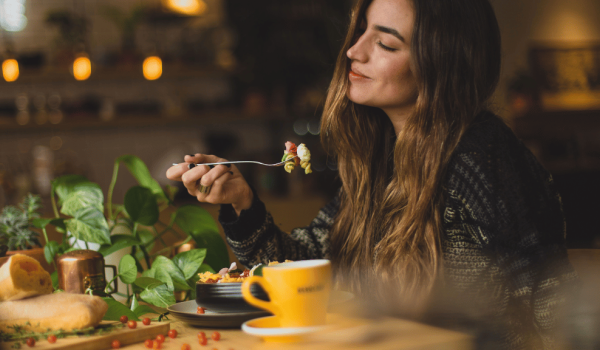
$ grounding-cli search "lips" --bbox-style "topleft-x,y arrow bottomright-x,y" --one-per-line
349,67 -> 369,79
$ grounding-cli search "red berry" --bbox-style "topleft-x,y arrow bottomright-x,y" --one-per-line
181,344 -> 191,350
111,339 -> 121,349
197,306 -> 205,314
144,339 -> 154,348
143,317 -> 151,325
119,315 -> 128,323
211,331 -> 221,341
199,337 -> 208,346
153,341 -> 162,349
168,329 -> 178,339
155,334 -> 165,343
47,335 -> 57,344
127,320 -> 137,329
26,337 -> 35,347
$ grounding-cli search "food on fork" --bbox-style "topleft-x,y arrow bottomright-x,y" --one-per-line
282,141 -> 312,174
0,254 -> 53,301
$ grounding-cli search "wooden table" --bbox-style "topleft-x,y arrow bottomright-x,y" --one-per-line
118,315 -> 473,350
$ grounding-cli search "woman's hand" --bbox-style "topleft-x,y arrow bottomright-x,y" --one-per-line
166,154 -> 253,216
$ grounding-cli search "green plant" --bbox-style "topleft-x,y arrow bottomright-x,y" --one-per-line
0,193 -> 43,252
37,155 -> 229,316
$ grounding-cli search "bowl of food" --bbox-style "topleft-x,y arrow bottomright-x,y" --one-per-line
196,263 -> 269,313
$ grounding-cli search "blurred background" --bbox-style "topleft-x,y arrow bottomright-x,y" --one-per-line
0,0 -> 598,247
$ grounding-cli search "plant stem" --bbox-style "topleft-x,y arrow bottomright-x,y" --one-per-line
107,160 -> 120,222
50,187 -> 59,218
42,227 -> 49,245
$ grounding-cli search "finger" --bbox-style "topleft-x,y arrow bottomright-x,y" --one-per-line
201,171 -> 234,203
198,163 -> 232,188
181,164 -> 210,195
166,163 -> 190,181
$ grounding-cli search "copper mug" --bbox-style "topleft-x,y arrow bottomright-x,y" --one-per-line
57,250 -> 117,296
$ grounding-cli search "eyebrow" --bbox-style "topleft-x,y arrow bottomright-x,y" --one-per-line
373,25 -> 405,43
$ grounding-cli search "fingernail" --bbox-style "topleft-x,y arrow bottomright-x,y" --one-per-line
228,171 -> 234,175
188,163 -> 196,169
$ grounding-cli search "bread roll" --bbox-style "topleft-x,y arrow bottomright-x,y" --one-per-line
0,254 -> 53,301
0,292 -> 108,332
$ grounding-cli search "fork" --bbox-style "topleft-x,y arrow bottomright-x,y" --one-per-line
173,156 -> 298,168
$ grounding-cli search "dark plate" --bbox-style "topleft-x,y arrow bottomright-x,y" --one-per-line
167,300 -> 270,328
196,282 -> 269,313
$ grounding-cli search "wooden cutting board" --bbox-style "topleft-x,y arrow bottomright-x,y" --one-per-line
0,321 -> 170,350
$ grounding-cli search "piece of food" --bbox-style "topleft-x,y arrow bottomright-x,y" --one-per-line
156,334 -> 165,343
212,331 -> 221,341
120,315 -> 128,323
199,337 -> 208,345
128,320 -> 137,329
47,335 -> 57,344
0,254 -> 53,301
197,331 -> 206,339
143,317 -> 151,325
111,339 -> 121,349
281,141 -> 311,174
145,339 -> 154,349
0,292 -> 108,332
168,329 -> 178,339
26,337 -> 35,347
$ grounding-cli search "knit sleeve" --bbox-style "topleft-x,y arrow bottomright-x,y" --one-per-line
218,188 -> 339,268
444,116 -> 577,347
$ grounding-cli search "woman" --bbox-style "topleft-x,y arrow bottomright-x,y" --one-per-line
167,0 -> 575,348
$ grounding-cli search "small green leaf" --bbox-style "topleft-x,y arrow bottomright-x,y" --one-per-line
50,271 -> 59,290
172,248 -> 207,280
133,305 -> 159,319
145,256 -> 189,291
102,297 -> 138,321
253,265 -> 264,276
133,276 -> 164,289
130,294 -> 139,313
118,254 -> 137,284
140,284 -> 176,308
65,207 -> 111,245
98,235 -> 140,257
44,241 -> 60,265
32,218 -> 53,229
116,155 -> 166,200
173,205 -> 229,269
124,186 -> 159,226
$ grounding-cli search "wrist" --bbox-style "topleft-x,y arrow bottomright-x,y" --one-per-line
232,186 -> 253,216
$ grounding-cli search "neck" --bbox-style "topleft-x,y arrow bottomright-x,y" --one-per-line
383,105 -> 414,134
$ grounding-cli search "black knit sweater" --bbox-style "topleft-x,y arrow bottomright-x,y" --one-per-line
219,112 -> 576,349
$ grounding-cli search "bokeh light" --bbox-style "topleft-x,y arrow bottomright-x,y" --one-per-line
2,58 -> 19,82
143,56 -> 163,80
73,56 -> 92,81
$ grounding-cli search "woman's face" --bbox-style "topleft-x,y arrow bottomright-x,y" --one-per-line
346,0 -> 418,118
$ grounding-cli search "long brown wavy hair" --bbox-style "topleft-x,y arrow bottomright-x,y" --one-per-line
321,0 -> 501,308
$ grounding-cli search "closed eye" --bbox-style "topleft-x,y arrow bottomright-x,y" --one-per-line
377,42 -> 397,52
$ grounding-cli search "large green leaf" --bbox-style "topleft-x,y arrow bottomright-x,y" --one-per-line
65,207 -> 111,244
118,254 -> 137,284
102,297 -> 138,321
98,234 -> 140,257
140,284 -> 176,308
133,277 -> 163,290
116,155 -> 166,200
51,175 -> 90,205
124,186 -> 159,226
172,248 -> 207,280
143,256 -> 189,292
173,205 -> 229,269
133,305 -> 159,318
60,182 -> 104,217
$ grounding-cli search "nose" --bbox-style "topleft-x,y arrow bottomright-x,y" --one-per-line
347,33 -> 368,62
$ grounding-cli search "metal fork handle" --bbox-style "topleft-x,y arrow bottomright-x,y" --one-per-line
173,156 -> 297,168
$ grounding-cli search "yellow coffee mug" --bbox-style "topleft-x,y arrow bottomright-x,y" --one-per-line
242,259 -> 332,328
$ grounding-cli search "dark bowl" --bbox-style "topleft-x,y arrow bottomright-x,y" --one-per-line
196,282 -> 270,313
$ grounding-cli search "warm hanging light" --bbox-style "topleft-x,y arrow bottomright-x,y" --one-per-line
2,58 -> 19,82
73,56 -> 91,81
163,0 -> 206,16
143,56 -> 162,80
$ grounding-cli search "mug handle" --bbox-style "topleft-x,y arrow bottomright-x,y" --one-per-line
105,265 -> 118,294
242,276 -> 279,316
